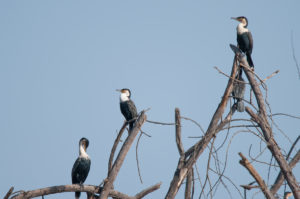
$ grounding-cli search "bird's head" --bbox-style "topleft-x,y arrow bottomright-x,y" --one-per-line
116,88 -> 131,102
79,137 -> 89,152
231,16 -> 248,27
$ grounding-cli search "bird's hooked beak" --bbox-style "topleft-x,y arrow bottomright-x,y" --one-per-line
116,89 -> 121,92
81,141 -> 87,151
231,17 -> 242,23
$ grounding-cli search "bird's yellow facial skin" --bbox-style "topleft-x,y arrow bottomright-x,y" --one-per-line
231,17 -> 245,23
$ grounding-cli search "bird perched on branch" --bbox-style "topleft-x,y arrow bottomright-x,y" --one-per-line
71,137 -> 91,199
231,16 -> 254,68
116,88 -> 138,131
232,69 -> 246,112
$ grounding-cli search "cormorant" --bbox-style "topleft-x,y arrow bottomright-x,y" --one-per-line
116,88 -> 138,131
71,137 -> 91,199
231,16 -> 254,68
232,69 -> 246,112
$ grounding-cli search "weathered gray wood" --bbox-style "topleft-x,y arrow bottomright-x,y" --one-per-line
165,57 -> 238,199
270,150 -> 300,194
184,169 -> 193,199
232,45 -> 300,199
4,187 -> 14,199
134,182 -> 162,199
108,121 -> 127,175
239,153 -> 275,199
100,112 -> 147,199
11,184 -> 132,199
175,108 -> 184,156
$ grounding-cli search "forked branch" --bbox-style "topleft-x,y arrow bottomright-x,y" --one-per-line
100,111 -> 147,199
239,152 -> 275,199
165,54 -> 238,199
231,44 -> 300,199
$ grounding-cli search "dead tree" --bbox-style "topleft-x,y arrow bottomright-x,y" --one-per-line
4,45 -> 300,199
165,53 -> 238,198
232,45 -> 300,199
165,44 -> 299,199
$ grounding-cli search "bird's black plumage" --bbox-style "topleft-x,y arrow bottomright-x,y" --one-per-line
72,157 -> 91,184
120,99 -> 138,130
71,138 -> 91,199
118,88 -> 138,131
237,31 -> 254,68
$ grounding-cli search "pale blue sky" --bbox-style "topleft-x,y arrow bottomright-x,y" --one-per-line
1,1 -> 299,199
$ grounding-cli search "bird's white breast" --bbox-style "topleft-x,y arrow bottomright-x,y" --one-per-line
79,145 -> 89,159
120,93 -> 129,102
237,23 -> 249,34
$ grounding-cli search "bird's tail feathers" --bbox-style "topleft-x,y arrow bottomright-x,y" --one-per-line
75,191 -> 81,199
129,122 -> 134,132
237,101 -> 245,112
246,53 -> 254,68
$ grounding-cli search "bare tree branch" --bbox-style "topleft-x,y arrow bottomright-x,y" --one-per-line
4,187 -> 14,199
270,113 -> 300,120
240,184 -> 260,190
100,111 -> 147,199
286,135 -> 300,161
270,150 -> 300,194
238,152 -> 275,199
175,108 -> 185,156
11,184 -> 121,199
291,31 -> 300,79
136,132 -> 144,184
108,121 -> 127,174
231,44 -> 300,199
134,182 -> 162,199
146,120 -> 175,125
184,169 -> 193,199
10,183 -> 160,199
165,55 -> 238,199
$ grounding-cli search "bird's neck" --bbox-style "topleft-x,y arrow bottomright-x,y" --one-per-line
79,145 -> 89,158
237,23 -> 248,34
120,93 -> 129,102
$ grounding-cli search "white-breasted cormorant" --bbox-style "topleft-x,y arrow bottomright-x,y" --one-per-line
232,69 -> 246,112
71,137 -> 91,199
116,88 -> 138,131
231,16 -> 254,68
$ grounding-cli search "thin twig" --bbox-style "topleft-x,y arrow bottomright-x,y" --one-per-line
136,132 -> 143,184
270,113 -> 300,120
286,135 -> 300,160
291,31 -> 300,79
214,66 -> 249,84
140,130 -> 151,137
181,116 -> 205,134
261,70 -> 279,83
146,120 -> 175,125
